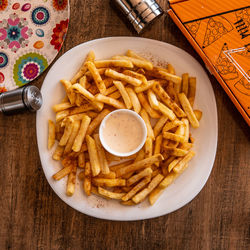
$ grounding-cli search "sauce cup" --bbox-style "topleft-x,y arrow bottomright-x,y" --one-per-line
99,109 -> 147,157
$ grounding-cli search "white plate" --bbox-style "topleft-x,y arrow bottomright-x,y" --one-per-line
36,37 -> 218,221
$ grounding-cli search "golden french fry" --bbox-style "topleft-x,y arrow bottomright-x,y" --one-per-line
127,167 -> 152,186
85,68 -> 106,80
122,176 -> 151,201
86,111 -> 98,119
60,79 -> 76,105
71,83 -> 95,102
52,145 -> 64,161
55,110 -> 70,123
159,171 -> 178,189
152,83 -> 186,118
105,85 -> 117,95
140,109 -> 155,140
153,116 -> 168,137
105,152 -> 121,163
78,152 -> 85,168
86,135 -> 101,176
181,118 -> 189,142
48,120 -> 56,149
138,92 -> 161,119
98,187 -> 126,199
166,83 -> 179,104
154,135 -> 162,167
163,132 -> 186,143
173,151 -> 195,173
85,61 -> 106,94
147,89 -> 159,110
64,120 -> 81,155
194,110 -> 202,121
95,93 -> 125,109
71,50 -> 95,84
86,109 -> 111,135
53,166 -> 72,180
72,114 -> 91,152
158,102 -> 176,121
94,60 -> 133,68
182,73 -> 189,96
112,55 -> 153,70
178,93 -> 199,128
52,102 -> 74,112
149,187 -> 164,205
105,69 -> 142,86
93,134 -> 110,174
92,178 -> 126,187
84,162 -> 91,196
59,120 -> 74,146
162,120 -> 183,132
156,70 -> 182,84
162,146 -> 188,157
116,154 -> 164,177
132,174 -> 164,204
168,158 -> 180,172
78,171 -> 84,181
126,87 -> 141,113
126,50 -> 148,61
134,80 -> 159,93
133,148 -> 145,163
60,95 -> 69,103
113,80 -> 132,109
108,90 -> 121,99
179,142 -> 193,151
79,75 -> 87,88
120,200 -> 137,206
103,78 -> 114,88
123,70 -> 147,85
144,137 -> 153,158
159,163 -> 189,189
66,163 -> 77,196
188,77 -> 196,107
109,160 -> 134,171
98,171 -> 116,179
167,64 -> 175,74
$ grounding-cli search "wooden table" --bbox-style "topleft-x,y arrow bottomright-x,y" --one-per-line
1,1 -> 249,249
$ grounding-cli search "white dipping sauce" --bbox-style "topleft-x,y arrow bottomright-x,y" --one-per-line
102,111 -> 145,154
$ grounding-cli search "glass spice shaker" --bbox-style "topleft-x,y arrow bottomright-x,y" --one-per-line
112,0 -> 163,33
0,86 -> 42,115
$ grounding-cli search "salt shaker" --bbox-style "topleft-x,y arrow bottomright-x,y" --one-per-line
112,0 -> 163,33
0,86 -> 42,115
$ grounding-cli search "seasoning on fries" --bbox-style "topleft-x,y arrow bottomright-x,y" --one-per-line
48,49 -> 202,206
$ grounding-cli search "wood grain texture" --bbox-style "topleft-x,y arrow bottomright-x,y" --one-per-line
0,1 -> 249,249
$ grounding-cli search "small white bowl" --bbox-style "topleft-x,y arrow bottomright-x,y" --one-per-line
99,109 -> 147,157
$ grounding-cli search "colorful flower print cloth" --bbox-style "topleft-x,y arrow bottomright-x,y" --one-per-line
0,0 -> 69,92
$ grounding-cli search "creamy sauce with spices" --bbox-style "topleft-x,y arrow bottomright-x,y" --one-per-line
102,112 -> 144,153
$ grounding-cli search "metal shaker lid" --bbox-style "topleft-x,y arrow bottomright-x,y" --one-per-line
23,85 -> 43,112
113,0 -> 163,33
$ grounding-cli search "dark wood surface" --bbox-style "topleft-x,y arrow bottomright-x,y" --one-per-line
0,1 -> 249,249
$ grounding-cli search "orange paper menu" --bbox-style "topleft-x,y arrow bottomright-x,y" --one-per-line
168,0 -> 250,125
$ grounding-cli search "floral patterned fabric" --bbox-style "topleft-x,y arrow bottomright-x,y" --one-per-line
0,0 -> 69,91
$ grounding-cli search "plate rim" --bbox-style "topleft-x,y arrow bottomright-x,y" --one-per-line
36,36 -> 218,221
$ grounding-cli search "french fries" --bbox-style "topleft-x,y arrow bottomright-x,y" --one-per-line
86,135 -> 101,176
126,87 -> 141,113
49,49 -> 202,205
113,81 -> 132,109
178,93 -> 199,128
48,120 -> 56,149
72,114 -> 91,152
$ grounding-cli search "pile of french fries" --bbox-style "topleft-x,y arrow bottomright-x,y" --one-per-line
47,49 -> 202,206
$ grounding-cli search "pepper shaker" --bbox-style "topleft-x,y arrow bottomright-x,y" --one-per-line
112,0 -> 163,33
0,86 -> 42,115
